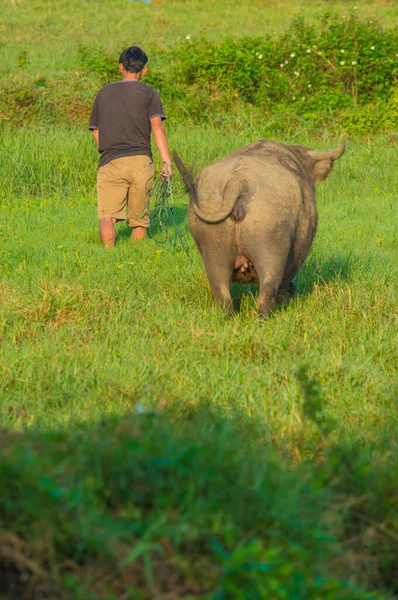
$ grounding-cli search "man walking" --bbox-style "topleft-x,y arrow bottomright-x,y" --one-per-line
89,46 -> 173,247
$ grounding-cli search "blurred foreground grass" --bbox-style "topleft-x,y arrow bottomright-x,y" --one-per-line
1,413 -> 397,598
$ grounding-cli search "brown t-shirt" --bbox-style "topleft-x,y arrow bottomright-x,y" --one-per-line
89,80 -> 166,168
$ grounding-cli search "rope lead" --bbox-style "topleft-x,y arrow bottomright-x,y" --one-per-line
142,170 -> 191,257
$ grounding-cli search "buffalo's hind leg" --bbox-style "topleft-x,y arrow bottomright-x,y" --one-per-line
276,273 -> 299,305
257,280 -> 279,318
202,252 -> 234,315
251,255 -> 287,318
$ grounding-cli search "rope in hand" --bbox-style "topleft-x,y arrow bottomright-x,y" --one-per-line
141,163 -> 191,257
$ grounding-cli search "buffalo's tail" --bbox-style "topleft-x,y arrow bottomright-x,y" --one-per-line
192,178 -> 248,224
173,151 -> 247,224
173,151 -> 196,201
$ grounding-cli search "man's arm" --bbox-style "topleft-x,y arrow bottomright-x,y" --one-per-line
150,117 -> 173,178
91,129 -> 99,149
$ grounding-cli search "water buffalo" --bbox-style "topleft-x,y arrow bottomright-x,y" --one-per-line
173,138 -> 345,317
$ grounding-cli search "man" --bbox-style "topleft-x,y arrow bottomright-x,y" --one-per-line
89,46 -> 173,247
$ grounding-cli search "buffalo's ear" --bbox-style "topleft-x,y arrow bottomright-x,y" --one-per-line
312,158 -> 334,182
308,139 -> 345,181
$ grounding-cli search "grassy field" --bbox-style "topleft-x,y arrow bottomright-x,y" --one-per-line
1,125 -> 397,446
0,1 -> 397,598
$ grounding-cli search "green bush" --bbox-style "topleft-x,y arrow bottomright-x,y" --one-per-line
0,414 -> 396,599
341,87 -> 398,134
77,44 -> 119,84
149,12 -> 397,124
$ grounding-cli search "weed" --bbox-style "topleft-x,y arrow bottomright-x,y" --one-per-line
16,49 -> 30,70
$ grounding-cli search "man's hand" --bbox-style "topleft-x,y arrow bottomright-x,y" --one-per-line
151,117 -> 173,179
161,161 -> 174,180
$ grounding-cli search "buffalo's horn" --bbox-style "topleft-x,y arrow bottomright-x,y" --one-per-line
308,138 -> 346,162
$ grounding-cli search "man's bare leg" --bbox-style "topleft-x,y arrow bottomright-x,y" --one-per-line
100,217 -> 117,248
131,226 -> 147,242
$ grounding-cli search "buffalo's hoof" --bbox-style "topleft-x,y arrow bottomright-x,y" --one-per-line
288,281 -> 300,296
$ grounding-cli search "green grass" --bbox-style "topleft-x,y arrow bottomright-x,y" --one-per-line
0,1 -> 397,598
0,125 -> 396,447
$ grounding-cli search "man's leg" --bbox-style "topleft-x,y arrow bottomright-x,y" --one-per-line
131,226 -> 147,241
99,217 -> 117,248
97,159 -> 130,248
127,156 -> 155,242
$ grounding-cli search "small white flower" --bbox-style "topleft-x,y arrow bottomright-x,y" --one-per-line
306,49 -> 311,54
294,70 -> 300,76
396,54 -> 398,58
340,61 -> 345,66
290,52 -> 296,58
185,34 -> 191,40
258,54 -> 263,59
340,49 -> 345,53
308,84 -> 312,88
352,61 -> 357,65
370,46 -> 375,50
284,60 -> 289,64
280,63 -> 284,68
292,96 -> 296,101
255,52 -> 259,56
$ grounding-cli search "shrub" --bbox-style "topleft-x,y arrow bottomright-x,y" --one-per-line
0,73 -> 93,128
341,86 -> 398,134
152,12 -> 397,124
0,414 -> 396,598
77,44 -> 119,84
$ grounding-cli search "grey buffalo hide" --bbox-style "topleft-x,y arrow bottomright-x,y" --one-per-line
173,138 -> 345,317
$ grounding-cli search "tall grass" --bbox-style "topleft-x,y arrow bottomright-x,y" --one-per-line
0,125 -> 95,197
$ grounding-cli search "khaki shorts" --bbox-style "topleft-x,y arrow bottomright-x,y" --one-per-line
97,155 -> 155,228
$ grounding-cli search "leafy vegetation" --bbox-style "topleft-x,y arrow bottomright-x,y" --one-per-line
145,12 -> 398,130
1,12 -> 397,133
0,413 -> 396,599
